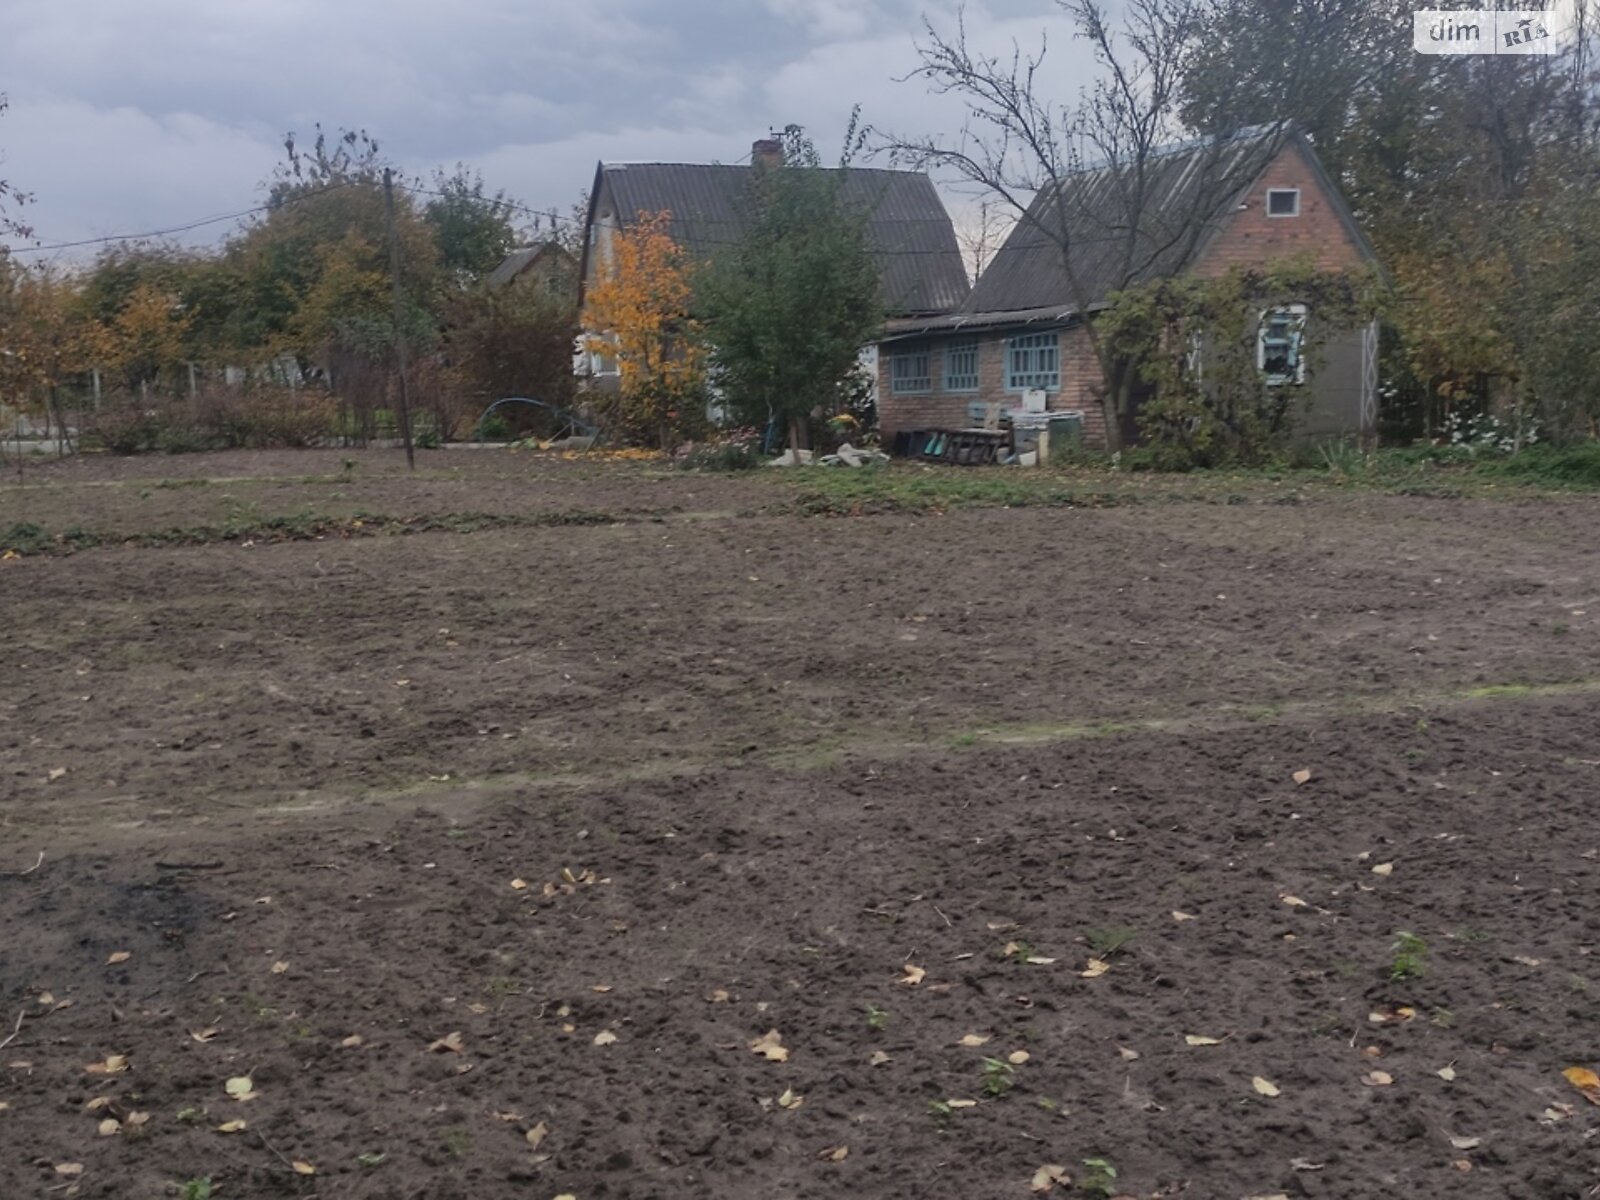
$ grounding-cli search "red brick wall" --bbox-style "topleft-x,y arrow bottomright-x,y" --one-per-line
877,143 -> 1369,454
879,325 -> 1109,450
1193,142 -> 1366,277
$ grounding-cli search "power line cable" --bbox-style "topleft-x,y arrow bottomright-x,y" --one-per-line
5,181 -> 357,256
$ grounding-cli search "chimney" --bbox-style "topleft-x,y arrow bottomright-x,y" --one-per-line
751,136 -> 784,170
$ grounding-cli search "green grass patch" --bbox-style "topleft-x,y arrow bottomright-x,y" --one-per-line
778,466 -> 1140,515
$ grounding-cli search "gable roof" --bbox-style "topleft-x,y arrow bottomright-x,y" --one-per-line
587,162 -> 970,317
956,125 -> 1376,321
486,241 -> 574,289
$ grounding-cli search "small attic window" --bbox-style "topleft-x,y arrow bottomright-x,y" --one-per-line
1267,188 -> 1301,217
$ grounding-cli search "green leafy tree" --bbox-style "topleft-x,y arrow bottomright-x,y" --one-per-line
696,124 -> 881,450
227,126 -> 439,366
423,165 -> 521,284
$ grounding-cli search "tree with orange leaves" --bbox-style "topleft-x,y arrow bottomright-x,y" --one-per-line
581,209 -> 705,447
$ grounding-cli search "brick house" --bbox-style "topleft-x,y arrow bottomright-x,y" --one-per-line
876,127 -> 1382,453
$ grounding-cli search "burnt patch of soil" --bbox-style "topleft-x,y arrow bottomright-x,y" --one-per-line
3,697 -> 1598,1199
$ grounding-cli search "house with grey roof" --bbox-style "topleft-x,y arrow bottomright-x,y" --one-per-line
486,241 -> 577,299
578,138 -> 969,388
875,126 -> 1382,453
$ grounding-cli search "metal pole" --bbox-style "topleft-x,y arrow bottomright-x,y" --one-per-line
383,167 -> 416,470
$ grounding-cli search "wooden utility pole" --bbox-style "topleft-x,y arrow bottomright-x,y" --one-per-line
382,167 -> 416,469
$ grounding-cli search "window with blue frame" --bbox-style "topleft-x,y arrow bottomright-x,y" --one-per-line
943,339 -> 980,392
890,346 -> 932,393
1257,305 -> 1307,385
1005,331 -> 1060,391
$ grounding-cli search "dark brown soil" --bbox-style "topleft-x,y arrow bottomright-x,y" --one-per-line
2,452 -> 1598,1199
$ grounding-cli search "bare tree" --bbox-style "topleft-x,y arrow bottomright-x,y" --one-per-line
0,94 -> 34,247
880,0 -> 1306,448
955,197 -> 1008,280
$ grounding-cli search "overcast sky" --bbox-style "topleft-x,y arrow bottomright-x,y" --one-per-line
0,0 -> 1102,262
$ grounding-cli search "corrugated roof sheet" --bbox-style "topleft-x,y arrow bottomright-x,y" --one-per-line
598,163 -> 969,316
962,126 -> 1287,317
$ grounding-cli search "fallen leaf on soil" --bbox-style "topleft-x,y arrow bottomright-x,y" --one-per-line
0,1102 -> 8,1113
1437,1065 -> 1457,1081
270,961 -> 289,974
1117,1046 -> 1141,1061
1279,894 -> 1308,908
216,1120 -> 247,1133
97,1118 -> 120,1136
1171,911 -> 1198,922
48,768 -> 67,781
1362,1071 -> 1394,1087
526,1121 -> 549,1149
428,1032 -> 465,1054
189,1027 -> 220,1044
1541,1103 -> 1574,1124
749,1030 -> 789,1062
1512,955 -> 1543,968
1026,955 -> 1057,965
819,1145 -> 848,1162
1371,862 -> 1394,877
1449,1136 -> 1481,1150
1292,768 -> 1312,785
1245,1194 -> 1290,1200
900,963 -> 926,985
958,1033 -> 991,1047
125,1111 -> 149,1127
510,879 -> 529,890
106,952 -> 130,965
708,990 -> 730,1003
1252,1076 -> 1281,1097
83,1097 -> 112,1112
591,985 -> 612,994
341,1035 -> 364,1048
85,1055 -> 128,1075
54,1163 -> 83,1177
1186,1035 -> 1223,1047
592,1030 -> 618,1047
945,1099 -> 978,1109
1031,1163 -> 1071,1192
1009,1050 -> 1031,1065
776,1087 -> 803,1110
869,1051 -> 891,1066
1368,1007 -> 1416,1025
554,1194 -> 576,1200
1080,959 -> 1110,978
987,921 -> 1019,932
1452,1160 -> 1473,1172
1291,1159 -> 1325,1172
291,1161 -> 316,1176
224,1076 -> 257,1100
1563,1066 -> 1600,1104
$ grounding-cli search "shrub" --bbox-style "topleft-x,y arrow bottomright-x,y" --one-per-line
673,427 -> 763,472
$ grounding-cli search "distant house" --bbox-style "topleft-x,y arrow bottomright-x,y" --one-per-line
487,241 -> 578,301
578,139 -> 969,391
875,126 -> 1383,451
